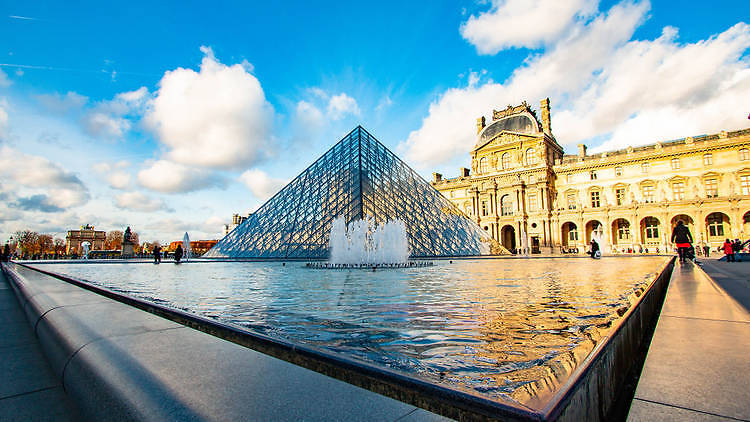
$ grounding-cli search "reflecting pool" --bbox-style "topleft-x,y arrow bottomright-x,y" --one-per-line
32,256 -> 669,406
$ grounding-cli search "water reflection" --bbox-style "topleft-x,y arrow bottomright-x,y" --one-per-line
33,257 -> 668,406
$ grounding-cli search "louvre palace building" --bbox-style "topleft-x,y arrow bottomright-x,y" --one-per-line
431,99 -> 750,254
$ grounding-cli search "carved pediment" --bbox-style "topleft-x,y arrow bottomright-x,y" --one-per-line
493,101 -> 537,121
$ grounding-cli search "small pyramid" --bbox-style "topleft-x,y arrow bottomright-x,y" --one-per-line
205,126 -> 499,258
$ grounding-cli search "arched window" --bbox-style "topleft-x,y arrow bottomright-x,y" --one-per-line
525,148 -> 537,166
643,217 -> 659,240
501,195 -> 514,216
501,152 -> 511,170
707,213 -> 726,237
479,157 -> 488,174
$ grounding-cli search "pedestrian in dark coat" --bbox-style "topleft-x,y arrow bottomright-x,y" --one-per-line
174,244 -> 183,263
671,220 -> 693,263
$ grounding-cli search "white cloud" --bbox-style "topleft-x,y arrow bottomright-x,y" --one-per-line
400,2 -> 750,168
0,146 -> 89,209
36,91 -> 88,113
0,100 -> 8,139
93,161 -> 132,190
295,100 -> 325,129
327,93 -> 360,120
461,0 -> 598,53
115,191 -> 171,212
239,169 -> 288,201
82,87 -> 148,139
137,160 -> 226,193
0,68 -> 10,87
83,112 -> 131,138
144,46 -> 274,169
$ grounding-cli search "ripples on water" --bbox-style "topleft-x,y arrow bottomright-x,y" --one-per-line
34,257 -> 668,405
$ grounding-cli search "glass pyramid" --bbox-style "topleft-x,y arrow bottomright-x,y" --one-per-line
205,126 -> 498,259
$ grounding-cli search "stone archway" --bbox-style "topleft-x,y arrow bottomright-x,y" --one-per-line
611,218 -> 631,247
585,220 -> 604,244
561,222 -> 579,247
670,214 -> 695,242
705,212 -> 731,242
744,211 -> 750,239
501,225 -> 516,252
640,216 -> 661,247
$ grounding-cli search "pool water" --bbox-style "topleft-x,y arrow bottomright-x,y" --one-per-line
33,256 -> 669,405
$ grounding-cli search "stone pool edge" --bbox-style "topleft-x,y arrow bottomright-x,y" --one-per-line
3,258 -> 674,421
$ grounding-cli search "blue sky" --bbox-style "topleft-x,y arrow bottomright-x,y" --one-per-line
1,0 -> 748,243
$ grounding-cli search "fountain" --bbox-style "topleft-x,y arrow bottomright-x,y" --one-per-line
182,232 -> 191,261
591,224 -> 607,255
309,216 -> 430,269
81,241 -> 91,259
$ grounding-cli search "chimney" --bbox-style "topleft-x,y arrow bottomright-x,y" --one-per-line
476,116 -> 486,134
432,172 -> 442,183
540,98 -> 552,135
577,144 -> 587,158
460,167 -> 470,177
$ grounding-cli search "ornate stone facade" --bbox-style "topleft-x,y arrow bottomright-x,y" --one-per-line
65,224 -> 106,255
432,98 -> 750,254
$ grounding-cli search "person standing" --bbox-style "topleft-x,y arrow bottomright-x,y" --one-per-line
153,244 -> 162,264
174,244 -> 183,263
671,220 -> 693,263
587,239 -> 600,259
722,238 -> 735,262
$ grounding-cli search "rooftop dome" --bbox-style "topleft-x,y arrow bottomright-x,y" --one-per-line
477,114 -> 539,148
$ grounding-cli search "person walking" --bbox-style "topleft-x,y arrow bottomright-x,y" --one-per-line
587,239 -> 601,259
671,220 -> 693,263
722,239 -> 735,262
174,244 -> 183,263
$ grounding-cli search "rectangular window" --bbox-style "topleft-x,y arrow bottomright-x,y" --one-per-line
641,162 -> 650,173
740,149 -> 749,161
591,191 -> 600,208
615,188 -> 625,206
643,185 -> 655,203
673,182 -> 685,200
566,174 -> 572,183
618,225 -> 630,240
671,158 -> 680,169
481,200 -> 488,216
528,194 -> 538,211
703,153 -> 713,166
615,167 -> 622,177
705,178 -> 718,198
567,193 -> 577,210
590,170 -> 597,180
742,175 -> 750,196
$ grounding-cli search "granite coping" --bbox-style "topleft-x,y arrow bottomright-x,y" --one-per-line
627,261 -> 750,421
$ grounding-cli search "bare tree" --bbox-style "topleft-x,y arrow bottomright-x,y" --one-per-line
106,230 -> 124,250
15,230 -> 39,257
37,234 -> 53,255
54,238 -> 66,256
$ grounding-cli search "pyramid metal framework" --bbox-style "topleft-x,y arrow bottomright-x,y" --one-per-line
205,126 -> 496,258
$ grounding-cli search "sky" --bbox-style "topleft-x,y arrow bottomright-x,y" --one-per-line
0,0 -> 748,244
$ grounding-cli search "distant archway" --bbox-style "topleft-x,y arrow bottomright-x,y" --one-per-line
561,222 -> 578,247
640,216 -> 661,244
705,212 -> 731,240
743,211 -> 750,238
585,220 -> 604,244
501,225 -> 516,252
611,218 -> 631,246
670,214 -> 694,241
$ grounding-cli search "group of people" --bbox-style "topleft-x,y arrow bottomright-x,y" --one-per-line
721,238 -> 745,262
152,244 -> 184,264
585,220 -> 746,263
